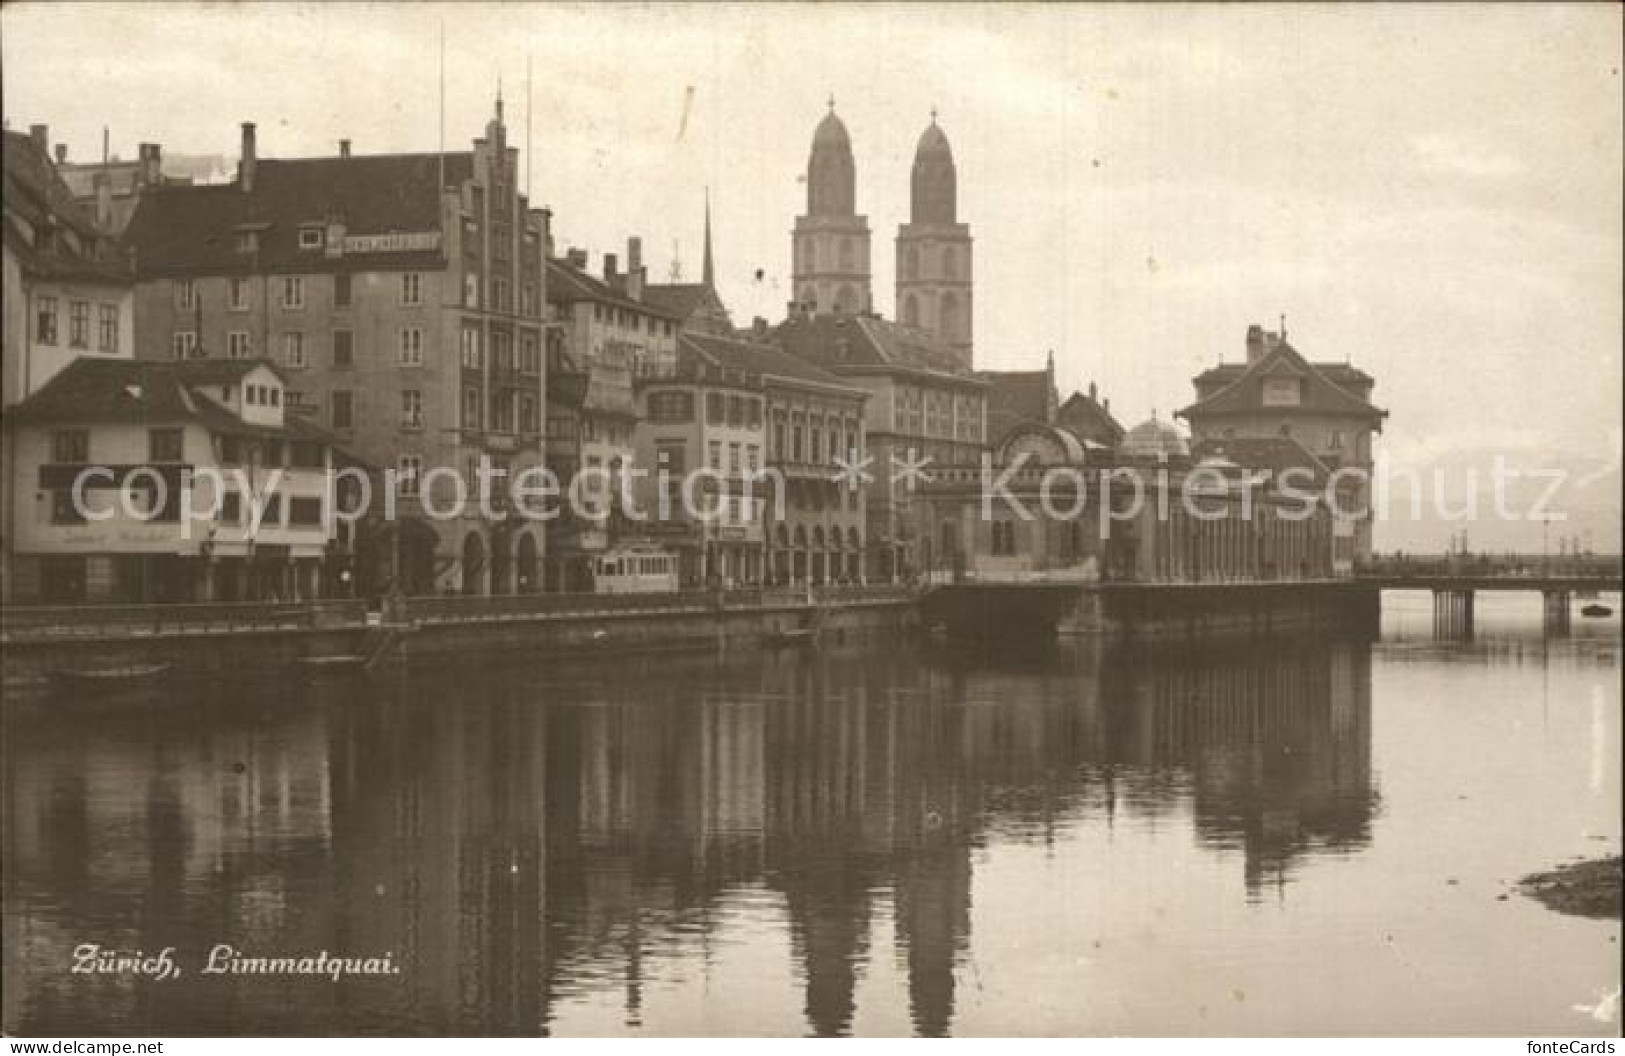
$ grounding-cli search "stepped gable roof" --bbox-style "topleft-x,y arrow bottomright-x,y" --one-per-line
681,331 -> 859,394
1179,339 -> 1386,423
124,151 -> 474,276
8,356 -> 333,443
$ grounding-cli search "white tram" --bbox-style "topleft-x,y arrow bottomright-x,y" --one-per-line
590,546 -> 680,594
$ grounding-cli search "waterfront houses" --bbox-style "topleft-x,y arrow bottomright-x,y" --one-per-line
777,311 -> 986,581
2,124 -> 136,603
5,357 -> 341,604
681,329 -> 868,585
544,246 -> 681,590
631,341 -> 767,587
121,100 -> 550,596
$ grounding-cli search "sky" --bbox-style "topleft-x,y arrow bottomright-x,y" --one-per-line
3,2 -> 1620,549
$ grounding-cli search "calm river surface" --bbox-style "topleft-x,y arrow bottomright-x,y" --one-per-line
3,592 -> 1619,1036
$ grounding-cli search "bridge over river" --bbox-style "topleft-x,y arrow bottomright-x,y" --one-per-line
920,560 -> 1622,641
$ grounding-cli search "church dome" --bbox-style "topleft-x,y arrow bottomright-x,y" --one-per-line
813,111 -> 852,150
1121,417 -> 1190,461
915,121 -> 953,159
910,116 -> 957,225
807,104 -> 856,217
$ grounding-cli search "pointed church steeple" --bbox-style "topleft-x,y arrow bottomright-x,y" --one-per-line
702,187 -> 715,290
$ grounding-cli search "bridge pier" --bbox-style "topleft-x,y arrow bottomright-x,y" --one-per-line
1542,590 -> 1571,636
1432,588 -> 1475,639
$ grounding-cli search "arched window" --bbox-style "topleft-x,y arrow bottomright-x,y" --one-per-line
834,284 -> 857,314
838,238 -> 853,271
901,293 -> 919,327
800,285 -> 819,311
903,244 -> 920,280
939,291 -> 960,340
942,245 -> 957,279
803,238 -> 817,272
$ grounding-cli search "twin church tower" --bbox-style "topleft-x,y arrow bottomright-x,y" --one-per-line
790,101 -> 974,369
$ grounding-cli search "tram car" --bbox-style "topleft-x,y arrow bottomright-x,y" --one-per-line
591,546 -> 680,594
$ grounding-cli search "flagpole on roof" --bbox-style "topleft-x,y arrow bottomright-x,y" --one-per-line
438,18 -> 446,194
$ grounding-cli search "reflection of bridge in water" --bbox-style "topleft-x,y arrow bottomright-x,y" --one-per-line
4,639 -> 1378,1037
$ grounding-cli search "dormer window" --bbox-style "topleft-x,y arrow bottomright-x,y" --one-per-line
236,231 -> 258,254
298,227 -> 323,249
1262,377 -> 1302,407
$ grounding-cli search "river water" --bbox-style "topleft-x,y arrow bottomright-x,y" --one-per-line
3,592 -> 1619,1036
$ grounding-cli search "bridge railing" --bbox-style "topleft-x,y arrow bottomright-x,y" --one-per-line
1355,555 -> 1623,580
0,599 -> 368,640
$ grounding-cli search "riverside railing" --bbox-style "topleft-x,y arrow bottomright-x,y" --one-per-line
0,599 -> 369,641
1,586 -> 920,641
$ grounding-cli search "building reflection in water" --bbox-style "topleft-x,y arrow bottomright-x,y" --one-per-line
3,637 -> 1376,1037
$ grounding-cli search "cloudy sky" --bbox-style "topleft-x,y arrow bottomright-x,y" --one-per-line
4,3 -> 1620,546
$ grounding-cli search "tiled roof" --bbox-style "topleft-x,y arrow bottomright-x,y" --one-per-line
1179,341 -> 1386,422
978,368 -> 1056,440
3,130 -> 133,285
546,258 -> 683,319
7,356 -> 331,443
640,282 -> 715,319
1195,359 -> 1372,391
124,152 -> 474,276
773,313 -> 982,386
1191,436 -> 1330,480
1057,391 -> 1125,444
680,331 -> 861,394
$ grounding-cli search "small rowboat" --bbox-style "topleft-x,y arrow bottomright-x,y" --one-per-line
766,627 -> 818,647
295,654 -> 367,672
1581,603 -> 1613,618
48,663 -> 171,709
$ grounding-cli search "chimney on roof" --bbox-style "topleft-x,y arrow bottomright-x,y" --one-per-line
625,237 -> 644,301
339,139 -> 351,159
603,252 -> 618,284
1088,380 -> 1098,400
93,172 -> 113,229
1245,323 -> 1266,364
239,122 -> 257,194
54,144 -> 67,165
29,124 -> 47,154
136,143 -> 163,187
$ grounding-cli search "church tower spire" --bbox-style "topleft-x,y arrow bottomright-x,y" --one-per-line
791,100 -> 872,316
896,110 -> 973,368
702,187 -> 715,289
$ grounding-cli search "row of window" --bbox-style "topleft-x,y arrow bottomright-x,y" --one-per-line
592,301 -> 674,337
770,420 -> 861,465
35,298 -> 119,352
174,271 -> 544,318
50,428 -> 326,470
706,440 -> 763,476
50,485 -> 322,528
172,326 -> 542,372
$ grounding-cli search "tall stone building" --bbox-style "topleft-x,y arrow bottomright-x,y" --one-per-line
896,114 -> 973,369
124,98 -> 551,596
790,102 -> 872,316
